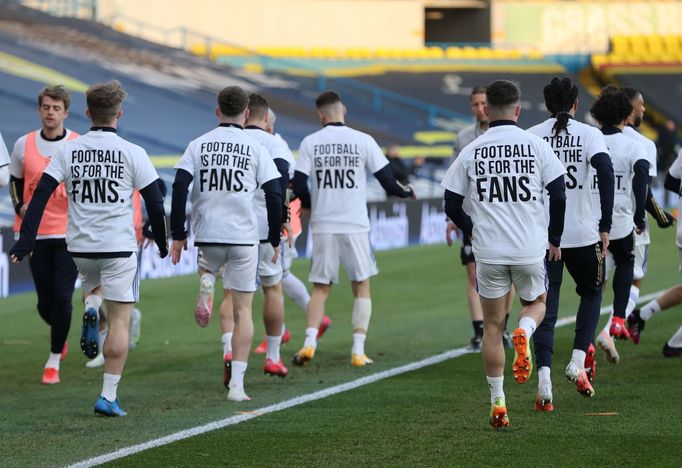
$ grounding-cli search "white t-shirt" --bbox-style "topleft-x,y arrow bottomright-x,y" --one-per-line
527,117 -> 609,248
623,125 -> 657,246
0,131 -> 9,167
441,122 -> 567,265
296,124 -> 389,234
10,130 -> 77,178
44,129 -> 159,254
594,130 -> 648,241
175,124 -> 280,244
667,149 -> 682,248
244,127 -> 289,240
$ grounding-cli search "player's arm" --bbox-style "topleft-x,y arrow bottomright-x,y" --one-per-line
9,173 -> 59,261
443,189 -> 472,237
170,169 -> 193,241
9,175 -> 24,216
590,152 -> 614,233
373,165 -> 414,198
274,159 -> 290,219
664,171 -> 681,194
545,175 -> 566,248
140,179 -> 168,257
262,178 -> 283,247
645,187 -> 675,228
292,170 -> 310,209
632,159 -> 650,232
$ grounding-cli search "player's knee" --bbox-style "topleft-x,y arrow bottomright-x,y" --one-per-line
520,293 -> 546,307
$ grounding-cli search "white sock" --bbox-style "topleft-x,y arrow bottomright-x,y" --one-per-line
352,333 -> 366,356
221,332 -> 233,357
281,273 -> 310,312
229,361 -> 247,390
668,324 -> 682,347
266,335 -> 281,362
625,285 -> 640,318
281,323 -> 287,335
98,329 -> 108,348
84,294 -> 102,312
538,366 -> 551,388
571,349 -> 587,369
640,300 -> 661,321
486,375 -> 505,403
201,272 -> 216,286
303,327 -> 318,348
518,316 -> 537,338
101,373 -> 121,401
45,352 -> 61,370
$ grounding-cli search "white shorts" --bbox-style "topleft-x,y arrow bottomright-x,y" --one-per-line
282,234 -> 300,271
74,254 -> 139,303
258,243 -> 283,287
476,261 -> 547,301
632,244 -> 649,280
198,245 -> 258,292
309,232 -> 378,284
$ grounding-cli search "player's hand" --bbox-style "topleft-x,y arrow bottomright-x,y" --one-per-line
599,232 -> 609,257
445,222 -> 458,247
548,244 -> 561,262
19,204 -> 27,219
281,223 -> 294,248
657,210 -> 676,228
170,239 -> 188,265
271,245 -> 280,264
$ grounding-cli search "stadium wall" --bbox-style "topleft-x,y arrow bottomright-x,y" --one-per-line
0,198 -> 447,297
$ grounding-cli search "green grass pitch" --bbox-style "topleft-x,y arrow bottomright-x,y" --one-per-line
1,227 -> 681,466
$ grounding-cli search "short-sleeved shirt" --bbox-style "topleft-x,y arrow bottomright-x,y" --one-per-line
441,121 -> 567,265
623,125 -> 657,246
450,122 -> 487,215
296,123 -> 389,234
595,129 -> 648,241
10,130 -> 77,177
668,149 -> 682,248
175,124 -> 280,244
44,128 -> 159,254
0,131 -> 9,167
244,127 -> 289,241
527,117 -> 609,248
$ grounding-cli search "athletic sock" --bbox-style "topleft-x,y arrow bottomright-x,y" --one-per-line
84,294 -> 102,312
352,333 -> 366,356
45,352 -> 61,370
538,366 -> 551,388
518,316 -> 537,338
101,373 -> 121,401
486,375 -> 505,404
265,335 -> 281,362
281,273 -> 310,312
229,361 -> 247,390
625,285 -> 640,318
303,327 -> 318,348
571,349 -> 587,369
221,332 -> 233,357
668,324 -> 682,347
98,329 -> 108,348
472,320 -> 484,338
639,300 -> 661,321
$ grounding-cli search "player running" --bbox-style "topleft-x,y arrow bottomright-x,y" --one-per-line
8,85 -> 80,385
170,86 -> 283,402
291,91 -> 414,367
590,86 -> 649,356
442,80 -> 566,428
11,80 -> 168,416
527,77 -> 614,407
446,85 -> 514,351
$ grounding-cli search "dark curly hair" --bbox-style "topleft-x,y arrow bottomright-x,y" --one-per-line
543,77 -> 579,137
590,85 -> 633,128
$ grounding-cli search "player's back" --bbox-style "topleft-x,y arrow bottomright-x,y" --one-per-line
297,124 -> 388,234
177,124 -> 279,244
46,129 -> 158,254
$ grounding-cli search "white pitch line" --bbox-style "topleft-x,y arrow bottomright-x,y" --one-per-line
69,290 -> 663,468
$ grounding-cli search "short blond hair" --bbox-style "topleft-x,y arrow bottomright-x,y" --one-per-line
86,80 -> 127,125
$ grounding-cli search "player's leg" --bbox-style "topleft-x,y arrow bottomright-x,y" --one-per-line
220,288 -> 234,388
476,263 -> 511,428
261,264 -> 288,377
630,284 -> 682,340
195,246 -> 226,328
609,232 -> 635,339
663,324 -> 682,357
532,253 -> 563,411
462,236 -> 483,351
627,242 -> 648,320
281,269 -> 332,340
503,286 -> 515,349
564,243 -> 603,396
72,258 -> 104,360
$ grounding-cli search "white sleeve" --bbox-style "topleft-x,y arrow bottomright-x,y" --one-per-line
132,149 -> 160,190
585,128 -> 609,162
43,146 -> 66,183
0,132 -> 9,167
174,142 -> 196,176
365,135 -> 389,174
631,141 -> 649,171
295,138 -> 312,176
9,137 -> 26,178
256,146 -> 281,185
0,166 -> 8,187
539,140 -> 567,185
644,139 -> 657,176
440,152 -> 469,196
668,149 -> 682,179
